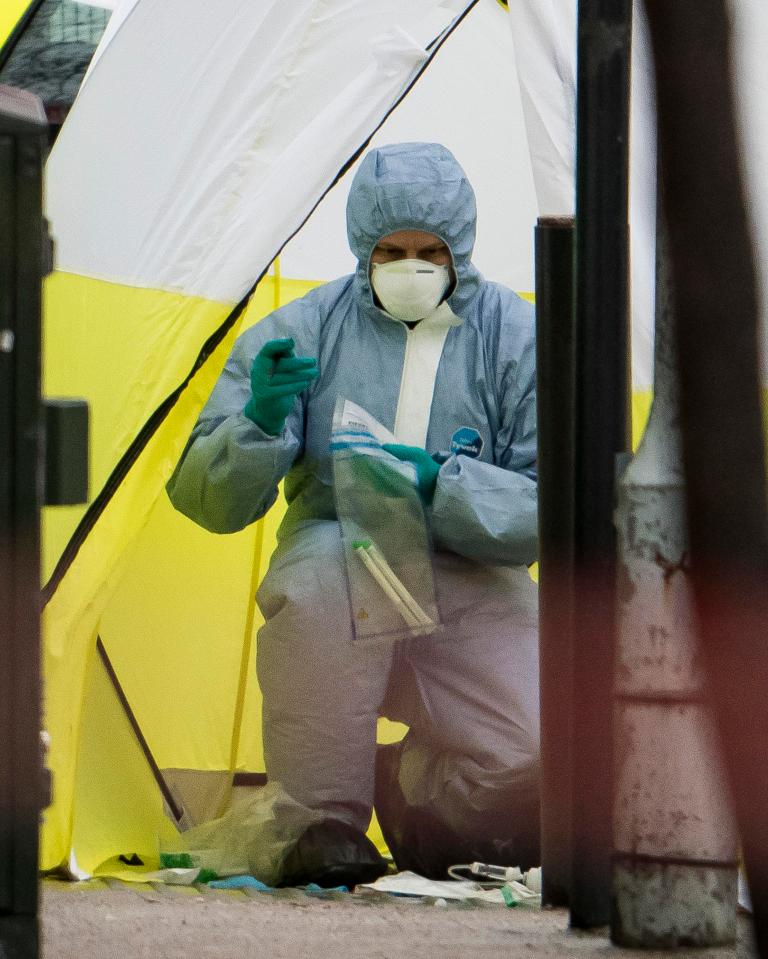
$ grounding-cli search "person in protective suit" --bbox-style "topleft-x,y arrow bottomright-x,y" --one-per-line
167,142 -> 539,888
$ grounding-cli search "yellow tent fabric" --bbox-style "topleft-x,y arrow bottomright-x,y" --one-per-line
43,270 -> 404,875
41,277 -> 242,870
0,0 -> 29,45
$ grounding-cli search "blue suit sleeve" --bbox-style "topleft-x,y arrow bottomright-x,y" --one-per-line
167,304 -> 316,534
430,319 -> 538,566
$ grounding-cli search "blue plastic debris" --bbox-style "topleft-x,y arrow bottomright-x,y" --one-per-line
208,876 -> 273,892
206,876 -> 349,894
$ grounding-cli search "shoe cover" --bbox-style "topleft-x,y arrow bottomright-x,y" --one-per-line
280,819 -> 388,889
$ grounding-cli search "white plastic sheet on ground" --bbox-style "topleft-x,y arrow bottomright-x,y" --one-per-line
361,870 -> 541,906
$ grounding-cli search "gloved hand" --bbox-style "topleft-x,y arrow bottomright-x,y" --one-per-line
382,443 -> 441,503
349,453 -> 413,499
244,337 -> 318,436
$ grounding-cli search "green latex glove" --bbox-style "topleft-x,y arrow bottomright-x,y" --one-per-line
244,337 -> 318,435
382,443 -> 441,503
348,453 -> 414,499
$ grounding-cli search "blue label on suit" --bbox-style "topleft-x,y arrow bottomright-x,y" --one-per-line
450,427 -> 484,459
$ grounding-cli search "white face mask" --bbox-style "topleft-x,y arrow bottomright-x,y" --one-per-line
370,259 -> 451,323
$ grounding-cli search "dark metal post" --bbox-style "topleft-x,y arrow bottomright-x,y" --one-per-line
571,0 -> 632,928
535,216 -> 575,908
0,86 -> 49,959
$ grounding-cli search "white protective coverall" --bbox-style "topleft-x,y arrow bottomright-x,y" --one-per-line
168,142 -> 540,880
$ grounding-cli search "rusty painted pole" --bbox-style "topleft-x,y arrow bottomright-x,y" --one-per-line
611,215 -> 738,947
642,1 -> 768,952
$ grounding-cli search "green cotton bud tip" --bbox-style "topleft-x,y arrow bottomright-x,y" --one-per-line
160,852 -> 196,869
501,885 -> 519,908
351,539 -> 372,550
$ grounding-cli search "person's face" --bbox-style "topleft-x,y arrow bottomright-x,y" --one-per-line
370,229 -> 452,267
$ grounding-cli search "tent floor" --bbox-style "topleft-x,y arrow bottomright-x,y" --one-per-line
40,879 -> 752,959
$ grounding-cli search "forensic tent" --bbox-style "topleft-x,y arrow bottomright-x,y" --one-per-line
37,0 -> 545,877
4,0 -> 766,877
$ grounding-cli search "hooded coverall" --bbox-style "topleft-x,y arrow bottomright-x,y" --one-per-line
168,142 -> 540,877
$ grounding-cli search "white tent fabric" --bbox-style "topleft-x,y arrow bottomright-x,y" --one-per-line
508,0 -> 656,390
507,0 -> 576,218
48,0 -> 470,302
278,0 -> 538,293
732,0 -> 768,371
81,0 -> 141,80
508,0 -> 768,382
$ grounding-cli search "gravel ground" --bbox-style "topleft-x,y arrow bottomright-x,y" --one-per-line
41,879 -> 756,959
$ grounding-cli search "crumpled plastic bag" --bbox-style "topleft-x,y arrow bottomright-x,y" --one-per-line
164,782 -> 324,886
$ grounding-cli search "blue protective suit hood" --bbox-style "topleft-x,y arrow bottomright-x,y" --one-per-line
346,142 -> 483,316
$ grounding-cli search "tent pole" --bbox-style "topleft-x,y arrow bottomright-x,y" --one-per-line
95,638 -> 187,826
570,0 -> 632,929
273,256 -> 281,312
535,216 -> 576,908
218,516 -> 266,816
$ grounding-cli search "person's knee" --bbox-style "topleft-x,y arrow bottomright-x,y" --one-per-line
397,739 -> 539,820
375,741 -> 541,876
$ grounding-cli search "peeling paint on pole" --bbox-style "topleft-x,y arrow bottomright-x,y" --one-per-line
610,222 -> 738,948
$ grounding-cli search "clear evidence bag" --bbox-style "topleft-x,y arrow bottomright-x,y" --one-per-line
331,397 -> 442,643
